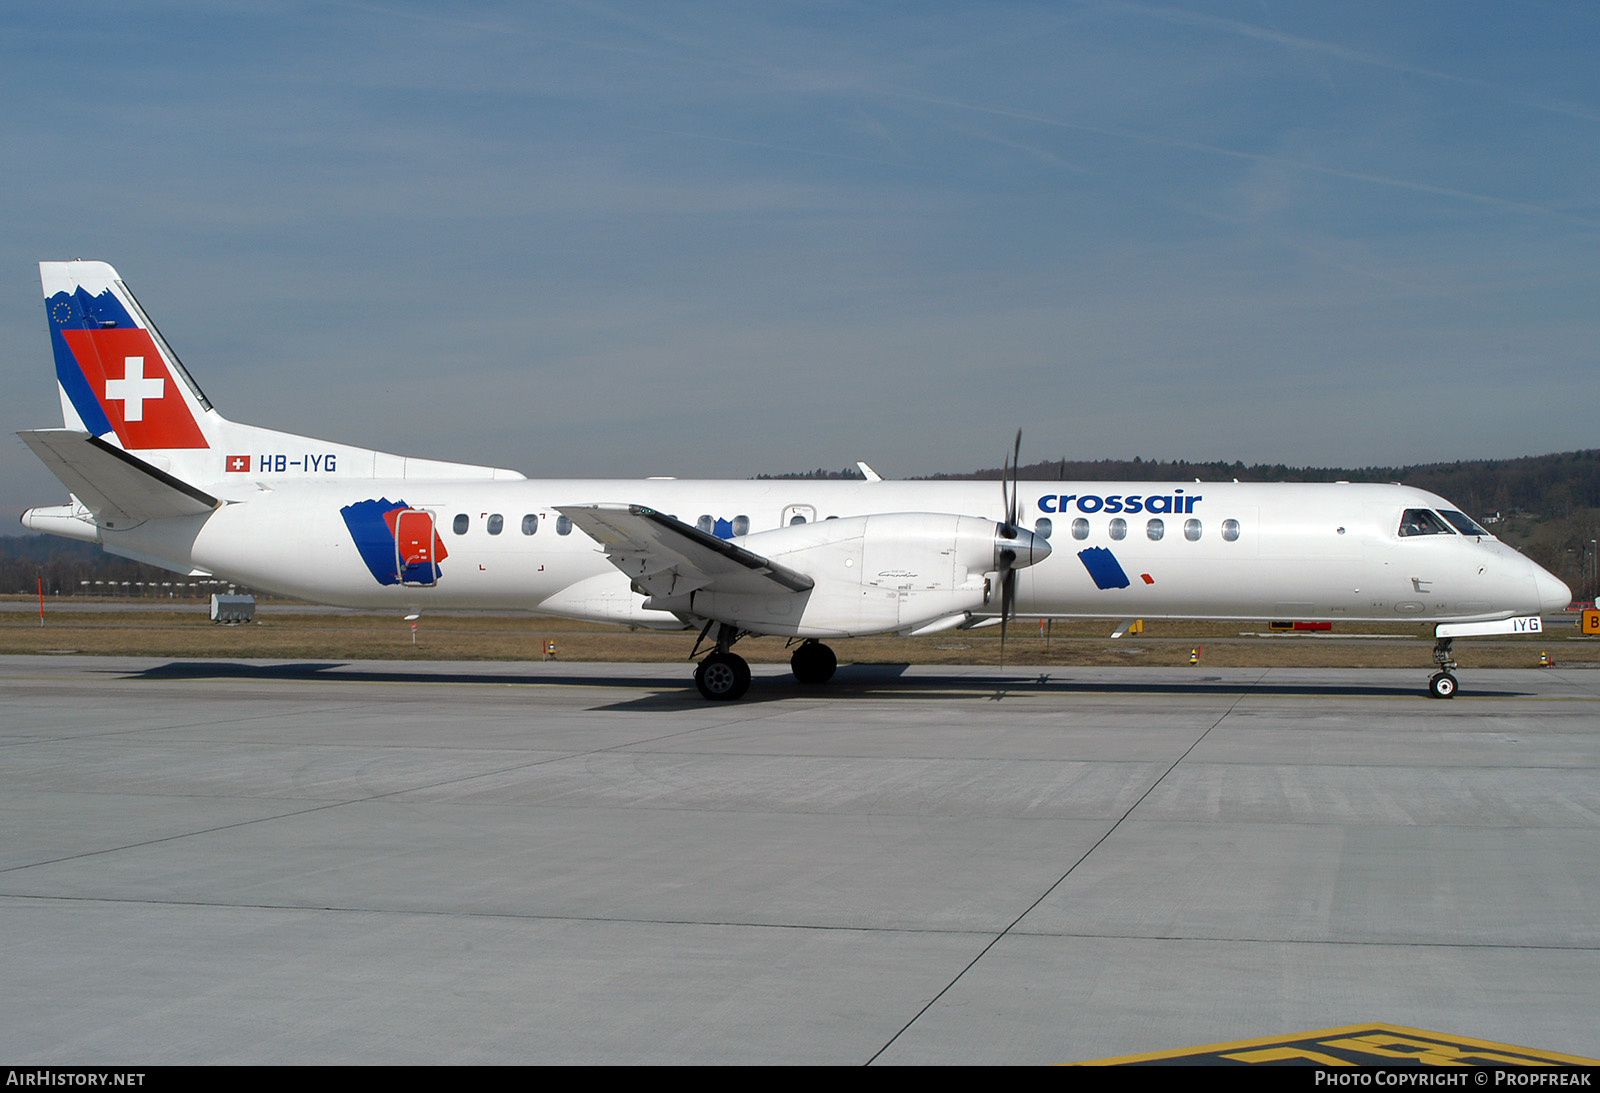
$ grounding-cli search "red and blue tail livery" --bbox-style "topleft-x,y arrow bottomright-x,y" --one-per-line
44,263 -> 208,450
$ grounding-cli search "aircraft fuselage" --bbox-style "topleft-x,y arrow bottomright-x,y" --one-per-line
73,477 -> 1562,632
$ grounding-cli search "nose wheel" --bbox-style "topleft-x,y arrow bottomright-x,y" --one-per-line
1428,638 -> 1458,699
695,651 -> 751,701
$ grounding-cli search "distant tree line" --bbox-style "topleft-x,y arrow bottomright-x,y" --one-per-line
937,449 -> 1600,517
0,536 -> 239,598
754,466 -> 867,480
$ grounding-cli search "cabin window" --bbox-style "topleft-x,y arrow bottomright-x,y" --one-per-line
1147,518 -> 1164,541
1440,509 -> 1489,536
521,514 -> 538,535
790,514 -> 807,525
1108,518 -> 1127,540
731,515 -> 750,536
556,515 -> 572,536
1071,518 -> 1089,540
1399,509 -> 1453,537
1033,517 -> 1052,539
1184,518 -> 1202,541
486,514 -> 503,536
697,515 -> 713,533
1221,518 -> 1240,542
452,514 -> 469,535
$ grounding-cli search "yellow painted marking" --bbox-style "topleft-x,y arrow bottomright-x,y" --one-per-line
1222,1047 -> 1354,1065
1320,1033 -> 1549,1067
1067,1022 -> 1600,1066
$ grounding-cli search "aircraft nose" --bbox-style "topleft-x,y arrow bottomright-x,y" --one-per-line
1533,563 -> 1572,615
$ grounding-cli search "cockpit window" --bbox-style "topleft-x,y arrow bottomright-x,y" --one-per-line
1398,509 -> 1454,537
1440,509 -> 1489,537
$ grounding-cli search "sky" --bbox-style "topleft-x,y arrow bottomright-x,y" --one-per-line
3,2 -> 1597,522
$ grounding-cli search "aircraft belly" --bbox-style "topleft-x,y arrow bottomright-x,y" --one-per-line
94,513 -> 212,577
538,571 -> 687,628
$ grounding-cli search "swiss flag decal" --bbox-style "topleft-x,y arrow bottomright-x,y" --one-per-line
60,328 -> 208,449
226,455 -> 251,473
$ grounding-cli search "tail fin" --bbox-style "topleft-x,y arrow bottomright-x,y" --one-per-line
44,260 -> 217,456
34,260 -> 524,495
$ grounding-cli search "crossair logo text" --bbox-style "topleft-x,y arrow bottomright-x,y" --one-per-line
1038,490 -> 1201,515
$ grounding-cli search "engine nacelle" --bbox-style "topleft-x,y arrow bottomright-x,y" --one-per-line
648,512 -> 1051,637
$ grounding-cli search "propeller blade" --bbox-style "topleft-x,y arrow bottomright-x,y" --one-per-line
999,445 -> 1011,531
999,566 -> 1016,665
1006,429 -> 1021,531
997,428 -> 1023,666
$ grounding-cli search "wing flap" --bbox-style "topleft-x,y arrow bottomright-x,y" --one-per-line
19,428 -> 218,524
557,504 -> 814,599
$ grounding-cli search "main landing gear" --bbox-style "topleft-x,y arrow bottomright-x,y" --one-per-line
789,639 -> 837,685
1428,637 -> 1458,699
694,650 -> 751,701
693,622 -> 753,701
691,626 -> 839,700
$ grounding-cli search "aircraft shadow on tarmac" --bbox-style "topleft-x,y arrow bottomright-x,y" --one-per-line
114,659 -> 1533,711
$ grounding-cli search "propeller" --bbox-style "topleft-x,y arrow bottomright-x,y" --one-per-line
998,429 -> 1022,664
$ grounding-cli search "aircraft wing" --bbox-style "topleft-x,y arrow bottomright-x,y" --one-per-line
18,428 -> 219,524
556,504 -> 814,599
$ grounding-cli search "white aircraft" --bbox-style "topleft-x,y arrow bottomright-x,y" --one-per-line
19,260 -> 1571,700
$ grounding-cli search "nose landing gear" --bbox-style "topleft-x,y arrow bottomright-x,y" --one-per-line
1428,638 -> 1458,699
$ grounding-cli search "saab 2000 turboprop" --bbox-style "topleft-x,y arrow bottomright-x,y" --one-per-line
19,261 -> 1571,700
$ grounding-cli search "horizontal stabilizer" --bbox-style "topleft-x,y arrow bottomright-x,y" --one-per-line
19,429 -> 218,525
556,504 -> 814,600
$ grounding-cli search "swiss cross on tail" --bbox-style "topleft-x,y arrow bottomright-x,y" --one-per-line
59,328 -> 208,449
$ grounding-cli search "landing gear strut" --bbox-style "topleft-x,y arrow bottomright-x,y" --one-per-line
1428,638 -> 1458,699
694,623 -> 751,701
790,640 -> 837,685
